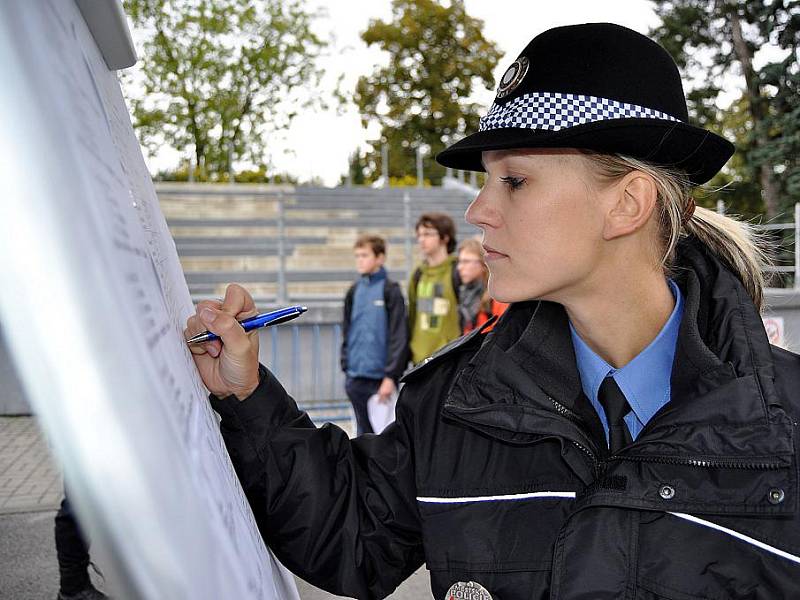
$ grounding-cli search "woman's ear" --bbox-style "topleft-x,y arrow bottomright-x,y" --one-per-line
602,172 -> 658,241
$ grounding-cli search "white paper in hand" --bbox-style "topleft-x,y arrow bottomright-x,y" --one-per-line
367,391 -> 398,433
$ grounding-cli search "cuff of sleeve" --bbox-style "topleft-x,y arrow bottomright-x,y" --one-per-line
209,364 -> 304,431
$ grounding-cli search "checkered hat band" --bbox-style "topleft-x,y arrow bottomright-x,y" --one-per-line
478,92 -> 681,132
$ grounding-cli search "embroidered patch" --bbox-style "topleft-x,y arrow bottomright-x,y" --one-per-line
496,56 -> 529,99
445,580 -> 493,600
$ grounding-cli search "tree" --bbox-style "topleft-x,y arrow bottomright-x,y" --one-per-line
650,0 -> 800,219
354,0 -> 502,185
340,150 -> 370,186
123,0 -> 325,179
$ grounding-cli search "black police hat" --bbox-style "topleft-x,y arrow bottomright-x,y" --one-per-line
436,23 -> 734,185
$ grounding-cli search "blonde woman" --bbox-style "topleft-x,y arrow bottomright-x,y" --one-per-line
185,23 -> 799,600
456,238 -> 508,333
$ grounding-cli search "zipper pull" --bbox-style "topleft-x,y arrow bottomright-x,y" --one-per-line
594,458 -> 608,480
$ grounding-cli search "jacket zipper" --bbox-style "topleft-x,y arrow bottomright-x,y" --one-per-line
550,398 -> 786,472
549,397 -> 603,474
611,454 -> 785,470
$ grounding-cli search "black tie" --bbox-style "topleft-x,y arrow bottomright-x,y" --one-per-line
598,377 -> 633,454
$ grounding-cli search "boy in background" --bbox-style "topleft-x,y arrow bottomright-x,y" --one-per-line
341,235 -> 408,435
407,212 -> 461,364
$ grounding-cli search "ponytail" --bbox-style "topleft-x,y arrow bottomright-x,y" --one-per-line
582,152 -> 772,311
683,206 -> 771,309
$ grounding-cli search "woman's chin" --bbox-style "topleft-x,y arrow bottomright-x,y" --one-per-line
488,281 -> 523,304
489,278 -> 551,304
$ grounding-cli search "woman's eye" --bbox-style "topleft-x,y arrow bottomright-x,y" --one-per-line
499,176 -> 525,190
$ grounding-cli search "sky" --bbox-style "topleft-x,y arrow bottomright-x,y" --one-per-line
132,1 -> 664,185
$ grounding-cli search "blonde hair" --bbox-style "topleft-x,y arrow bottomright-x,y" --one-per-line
457,238 -> 486,262
582,153 -> 771,311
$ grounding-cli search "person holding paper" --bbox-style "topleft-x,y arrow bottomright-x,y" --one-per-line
340,234 -> 408,435
186,23 -> 800,600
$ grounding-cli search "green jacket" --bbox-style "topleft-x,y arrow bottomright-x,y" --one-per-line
407,254 -> 461,364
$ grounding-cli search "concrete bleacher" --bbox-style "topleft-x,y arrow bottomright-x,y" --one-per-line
157,182 -> 481,303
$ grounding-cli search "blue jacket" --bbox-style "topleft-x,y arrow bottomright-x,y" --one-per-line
341,268 -> 409,381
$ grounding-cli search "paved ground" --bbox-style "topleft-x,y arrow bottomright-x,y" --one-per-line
0,418 -> 62,514
0,417 -> 432,599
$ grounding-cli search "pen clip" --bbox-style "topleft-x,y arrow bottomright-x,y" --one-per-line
262,313 -> 300,327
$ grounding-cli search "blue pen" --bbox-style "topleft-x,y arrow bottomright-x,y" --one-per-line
186,305 -> 308,344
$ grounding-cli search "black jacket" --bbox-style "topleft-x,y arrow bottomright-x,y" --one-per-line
341,277 -> 409,382
210,239 -> 800,600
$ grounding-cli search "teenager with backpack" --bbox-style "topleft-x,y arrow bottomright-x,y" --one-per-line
407,212 -> 461,364
341,234 -> 408,435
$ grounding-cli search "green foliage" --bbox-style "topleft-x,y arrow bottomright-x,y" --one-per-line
650,0 -> 800,219
123,0 -> 325,179
354,0 -> 502,184
339,150 -> 372,186
700,96 -> 765,218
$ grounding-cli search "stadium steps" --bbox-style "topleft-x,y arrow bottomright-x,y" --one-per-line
157,183 -> 480,301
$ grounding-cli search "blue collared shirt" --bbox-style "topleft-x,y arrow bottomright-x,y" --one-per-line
569,279 -> 684,444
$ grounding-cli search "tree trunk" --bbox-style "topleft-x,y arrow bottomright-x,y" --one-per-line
730,7 -> 780,217
760,163 -> 781,216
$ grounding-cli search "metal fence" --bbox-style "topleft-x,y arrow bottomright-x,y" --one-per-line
752,203 -> 800,289
259,321 -> 345,402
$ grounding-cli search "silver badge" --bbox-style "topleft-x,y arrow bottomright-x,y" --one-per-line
496,56 -> 529,99
445,580 -> 493,600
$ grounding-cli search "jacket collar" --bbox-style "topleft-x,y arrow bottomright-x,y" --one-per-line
361,266 -> 387,284
444,237 -> 794,464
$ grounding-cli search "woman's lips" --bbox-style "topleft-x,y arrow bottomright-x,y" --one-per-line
483,244 -> 509,261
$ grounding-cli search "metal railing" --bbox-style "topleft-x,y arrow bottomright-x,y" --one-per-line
264,322 -> 343,401
749,203 -> 800,289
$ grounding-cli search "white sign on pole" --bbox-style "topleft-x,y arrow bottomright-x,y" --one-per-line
763,316 -> 786,347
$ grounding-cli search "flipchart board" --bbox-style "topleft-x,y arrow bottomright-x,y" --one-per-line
0,2 -> 298,598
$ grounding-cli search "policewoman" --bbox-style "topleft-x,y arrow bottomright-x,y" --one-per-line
186,23 -> 800,600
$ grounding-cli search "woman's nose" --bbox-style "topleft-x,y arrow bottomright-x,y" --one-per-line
465,188 -> 496,228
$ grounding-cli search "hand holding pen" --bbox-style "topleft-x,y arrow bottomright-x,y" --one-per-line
184,284 -> 306,401
186,304 -> 307,344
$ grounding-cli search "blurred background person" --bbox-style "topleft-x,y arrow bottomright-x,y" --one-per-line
341,234 -> 408,435
54,493 -> 107,600
456,238 -> 509,334
407,212 -> 461,364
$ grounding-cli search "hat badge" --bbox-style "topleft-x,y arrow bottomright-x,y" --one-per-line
496,56 -> 529,99
445,580 -> 493,600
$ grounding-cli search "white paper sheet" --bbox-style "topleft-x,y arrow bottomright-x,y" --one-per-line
0,2 -> 297,598
368,392 -> 398,433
